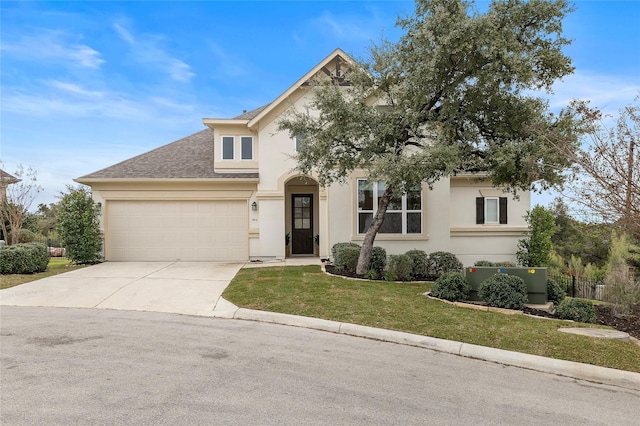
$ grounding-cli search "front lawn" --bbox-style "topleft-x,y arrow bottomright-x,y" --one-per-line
223,265 -> 640,373
1,258 -> 86,290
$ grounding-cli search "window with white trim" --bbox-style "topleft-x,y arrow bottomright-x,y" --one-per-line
241,136 -> 253,160
476,196 -> 507,224
357,179 -> 422,234
221,136 -> 254,160
222,136 -> 234,160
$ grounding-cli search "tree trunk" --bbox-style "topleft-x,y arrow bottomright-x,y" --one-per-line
625,138 -> 635,232
356,185 -> 394,275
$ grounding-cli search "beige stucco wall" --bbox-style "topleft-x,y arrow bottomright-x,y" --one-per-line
448,177 -> 530,266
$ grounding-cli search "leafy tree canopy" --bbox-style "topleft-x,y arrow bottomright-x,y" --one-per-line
279,0 -> 584,274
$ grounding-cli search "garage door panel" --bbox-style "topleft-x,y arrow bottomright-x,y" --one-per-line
107,201 -> 248,261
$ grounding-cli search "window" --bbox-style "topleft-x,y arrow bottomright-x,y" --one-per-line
222,136 -> 234,160
295,134 -> 305,152
357,179 -> 422,234
222,136 -> 253,160
241,136 -> 253,160
476,197 -> 507,224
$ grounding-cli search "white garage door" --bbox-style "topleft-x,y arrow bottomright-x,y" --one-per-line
107,200 -> 248,261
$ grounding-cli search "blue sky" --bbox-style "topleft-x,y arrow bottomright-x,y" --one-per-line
1,0 -> 639,209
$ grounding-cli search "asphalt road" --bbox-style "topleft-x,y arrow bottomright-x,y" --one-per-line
1,306 -> 638,425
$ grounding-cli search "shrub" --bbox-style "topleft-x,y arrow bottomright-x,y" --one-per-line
331,242 -> 360,262
333,245 -> 361,274
369,246 -> 387,276
427,251 -> 463,280
495,261 -> 516,267
387,254 -> 413,281
431,272 -> 471,302
0,243 -> 49,274
556,298 -> 596,323
15,229 -> 38,243
383,270 -> 397,281
546,278 -> 566,306
604,232 -> 640,315
405,249 -> 428,279
57,186 -> 102,264
364,269 -> 378,280
478,273 -> 528,310
474,260 -> 495,267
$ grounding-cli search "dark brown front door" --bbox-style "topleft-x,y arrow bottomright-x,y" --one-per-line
291,194 -> 313,254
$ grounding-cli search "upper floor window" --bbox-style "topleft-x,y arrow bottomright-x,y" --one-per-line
476,197 -> 507,224
295,134 -> 305,152
221,136 -> 254,160
241,136 -> 253,160
357,179 -> 422,234
222,136 -> 234,160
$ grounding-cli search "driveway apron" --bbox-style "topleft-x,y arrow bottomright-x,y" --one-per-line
0,262 -> 243,317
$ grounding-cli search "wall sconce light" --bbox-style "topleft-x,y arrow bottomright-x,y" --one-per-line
97,202 -> 102,209
251,201 -> 258,211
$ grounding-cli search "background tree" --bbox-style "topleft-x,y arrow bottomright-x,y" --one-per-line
0,165 -> 43,245
57,185 -> 102,264
517,205 -> 556,267
279,0 -> 582,274
551,97 -> 640,238
33,202 -> 60,237
548,197 -> 610,267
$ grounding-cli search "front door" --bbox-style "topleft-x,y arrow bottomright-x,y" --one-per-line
291,194 -> 314,255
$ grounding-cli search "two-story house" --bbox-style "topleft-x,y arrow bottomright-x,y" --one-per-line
76,49 -> 529,266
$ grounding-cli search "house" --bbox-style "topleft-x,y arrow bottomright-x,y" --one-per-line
0,169 -> 19,201
76,49 -> 529,266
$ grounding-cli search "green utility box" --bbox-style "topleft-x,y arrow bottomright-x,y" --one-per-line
464,267 -> 548,304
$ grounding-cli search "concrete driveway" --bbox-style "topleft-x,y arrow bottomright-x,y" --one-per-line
0,262 -> 242,317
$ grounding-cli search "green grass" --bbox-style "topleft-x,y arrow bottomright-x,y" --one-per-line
1,258 -> 86,290
224,265 -> 640,373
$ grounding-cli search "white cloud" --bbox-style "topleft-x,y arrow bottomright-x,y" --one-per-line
111,21 -> 195,82
1,30 -> 104,69
309,9 -> 385,42
544,71 -> 640,114
113,22 -> 136,45
47,80 -> 104,99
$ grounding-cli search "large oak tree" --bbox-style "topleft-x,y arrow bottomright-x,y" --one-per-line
279,0 -> 584,274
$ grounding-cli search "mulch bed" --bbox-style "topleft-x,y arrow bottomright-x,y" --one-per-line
326,265 -> 640,340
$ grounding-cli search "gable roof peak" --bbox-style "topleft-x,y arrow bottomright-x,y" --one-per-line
246,48 -> 355,127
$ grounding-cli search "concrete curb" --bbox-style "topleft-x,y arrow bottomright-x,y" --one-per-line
213,307 -> 640,392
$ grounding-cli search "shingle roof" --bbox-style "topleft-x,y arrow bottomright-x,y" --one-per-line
233,104 -> 270,120
77,128 -> 258,180
0,169 -> 19,184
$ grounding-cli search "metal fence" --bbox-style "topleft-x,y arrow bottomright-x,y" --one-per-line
549,268 -> 640,302
548,273 -> 606,301
34,236 -> 64,248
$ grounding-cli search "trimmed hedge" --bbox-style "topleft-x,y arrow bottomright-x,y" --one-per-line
331,242 -> 360,262
546,278 -> 566,306
387,254 -> 413,281
431,272 -> 471,302
556,298 -> 596,323
474,260 -> 517,267
427,251 -> 463,280
370,246 -> 387,276
0,243 -> 50,274
405,249 -> 428,279
478,273 -> 528,310
334,245 -> 361,274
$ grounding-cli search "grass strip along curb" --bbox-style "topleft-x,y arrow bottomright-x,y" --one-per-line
215,307 -> 640,392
